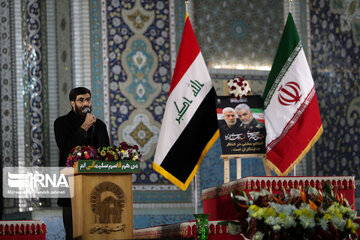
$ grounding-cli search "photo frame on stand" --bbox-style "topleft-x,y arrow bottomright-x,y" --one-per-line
216,95 -> 271,182
216,95 -> 266,155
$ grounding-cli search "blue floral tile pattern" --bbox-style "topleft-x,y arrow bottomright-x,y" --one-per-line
194,0 -> 283,69
310,0 -> 360,176
107,0 -> 171,183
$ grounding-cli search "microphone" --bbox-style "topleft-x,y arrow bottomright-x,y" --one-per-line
84,107 -> 91,114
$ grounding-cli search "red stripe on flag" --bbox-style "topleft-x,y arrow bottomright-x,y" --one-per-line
266,94 -> 322,174
168,16 -> 200,96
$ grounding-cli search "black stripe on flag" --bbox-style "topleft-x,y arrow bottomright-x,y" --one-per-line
159,88 -> 218,183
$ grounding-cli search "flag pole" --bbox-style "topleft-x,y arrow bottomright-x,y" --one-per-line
184,0 -> 198,214
194,173 -> 198,214
185,0 -> 189,13
289,1 -> 295,178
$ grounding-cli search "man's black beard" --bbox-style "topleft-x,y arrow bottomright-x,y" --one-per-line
74,104 -> 89,119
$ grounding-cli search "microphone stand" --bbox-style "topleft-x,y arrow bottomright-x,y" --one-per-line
91,122 -> 95,146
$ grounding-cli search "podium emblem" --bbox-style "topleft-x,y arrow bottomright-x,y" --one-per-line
89,181 -> 126,234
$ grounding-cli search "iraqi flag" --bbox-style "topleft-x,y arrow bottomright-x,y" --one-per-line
153,14 -> 219,190
262,13 -> 323,176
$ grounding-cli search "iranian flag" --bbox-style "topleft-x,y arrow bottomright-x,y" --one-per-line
263,13 -> 323,176
153,14 -> 219,190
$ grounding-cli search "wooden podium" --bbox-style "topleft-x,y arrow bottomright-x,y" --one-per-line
68,160 -> 140,240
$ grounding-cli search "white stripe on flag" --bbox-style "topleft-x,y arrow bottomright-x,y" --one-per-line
265,49 -> 314,145
154,52 -> 212,166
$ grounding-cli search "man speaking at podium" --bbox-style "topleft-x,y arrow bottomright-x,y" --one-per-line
54,87 -> 110,240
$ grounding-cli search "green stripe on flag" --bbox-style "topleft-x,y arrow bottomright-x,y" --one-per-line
262,13 -> 301,107
251,108 -> 264,113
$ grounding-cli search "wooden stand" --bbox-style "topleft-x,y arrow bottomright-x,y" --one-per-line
220,154 -> 271,183
68,161 -> 135,240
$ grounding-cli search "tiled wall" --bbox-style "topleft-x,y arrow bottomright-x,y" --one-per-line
1,0 -> 359,232
310,0 -> 360,178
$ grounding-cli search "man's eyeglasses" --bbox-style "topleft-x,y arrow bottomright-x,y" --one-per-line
76,97 -> 91,103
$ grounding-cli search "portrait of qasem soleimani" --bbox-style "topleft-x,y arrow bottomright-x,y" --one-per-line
216,96 -> 266,155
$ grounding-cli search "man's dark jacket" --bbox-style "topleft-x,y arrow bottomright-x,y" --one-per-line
54,110 -> 110,206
